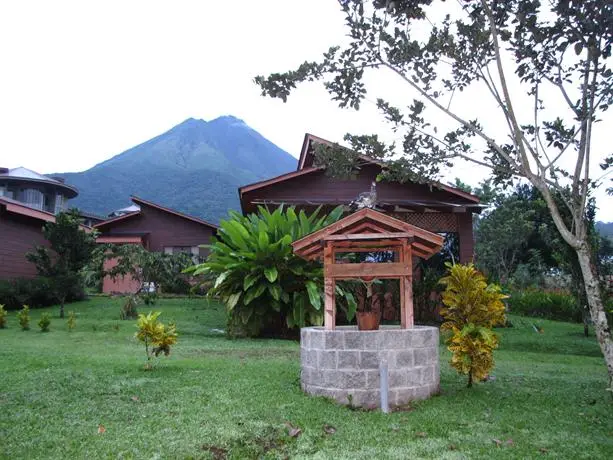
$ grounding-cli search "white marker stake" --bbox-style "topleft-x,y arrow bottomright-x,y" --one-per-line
380,358 -> 389,413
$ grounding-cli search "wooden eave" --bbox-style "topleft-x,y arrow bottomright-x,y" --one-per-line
96,235 -> 144,244
131,196 -> 218,230
292,133 -> 481,204
292,208 -> 444,261
0,196 -> 91,231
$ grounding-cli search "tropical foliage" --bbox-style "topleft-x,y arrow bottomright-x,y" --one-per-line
187,205 -> 355,337
440,263 -> 507,387
135,311 -> 178,369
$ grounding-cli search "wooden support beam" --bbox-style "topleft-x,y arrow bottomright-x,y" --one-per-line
330,239 -> 405,249
324,232 -> 415,241
323,242 -> 335,330
400,242 -> 414,329
326,262 -> 411,279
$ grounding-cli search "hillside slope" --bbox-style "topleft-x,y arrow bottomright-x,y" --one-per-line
58,117 -> 297,222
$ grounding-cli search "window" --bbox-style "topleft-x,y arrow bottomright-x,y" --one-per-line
54,194 -> 65,214
22,188 -> 43,210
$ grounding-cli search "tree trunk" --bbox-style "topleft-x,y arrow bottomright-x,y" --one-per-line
59,299 -> 65,319
467,370 -> 473,388
576,244 -> 613,392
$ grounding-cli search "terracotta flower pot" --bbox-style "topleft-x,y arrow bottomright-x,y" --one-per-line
356,311 -> 380,331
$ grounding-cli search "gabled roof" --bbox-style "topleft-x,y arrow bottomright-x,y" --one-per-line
292,208 -> 444,261
293,133 -> 481,204
94,196 -> 218,230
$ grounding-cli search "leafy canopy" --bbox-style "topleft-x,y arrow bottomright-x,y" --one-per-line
255,0 -> 613,389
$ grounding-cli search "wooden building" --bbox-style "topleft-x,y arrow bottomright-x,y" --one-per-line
0,196 -> 55,280
240,134 -> 483,263
94,196 -> 218,294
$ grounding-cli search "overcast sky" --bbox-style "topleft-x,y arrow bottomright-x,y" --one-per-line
0,1 -> 610,221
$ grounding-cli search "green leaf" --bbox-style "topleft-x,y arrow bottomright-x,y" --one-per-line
214,271 -> 229,289
226,292 -> 241,311
305,281 -> 321,310
244,283 -> 266,305
344,291 -> 357,321
264,267 -> 278,283
243,273 -> 259,291
258,231 -> 270,251
268,283 -> 281,301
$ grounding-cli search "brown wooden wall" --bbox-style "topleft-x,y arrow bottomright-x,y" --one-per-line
242,165 -> 473,212
0,210 -> 49,279
97,203 -> 216,256
241,166 -> 476,263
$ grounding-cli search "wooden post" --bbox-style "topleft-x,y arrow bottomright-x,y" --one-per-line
324,242 -> 336,330
400,241 -> 414,329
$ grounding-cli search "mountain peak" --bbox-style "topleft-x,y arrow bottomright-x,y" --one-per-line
176,117 -> 207,128
210,115 -> 246,125
57,116 -> 298,222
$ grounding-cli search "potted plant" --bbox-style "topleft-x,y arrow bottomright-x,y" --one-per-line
355,278 -> 381,331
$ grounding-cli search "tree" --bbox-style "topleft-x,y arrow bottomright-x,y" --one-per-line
99,244 -> 194,294
27,210 -> 97,318
255,0 -> 613,389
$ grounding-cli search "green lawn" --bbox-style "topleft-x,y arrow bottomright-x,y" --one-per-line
1,298 -> 611,459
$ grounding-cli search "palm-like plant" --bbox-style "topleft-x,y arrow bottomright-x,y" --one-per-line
187,205 -> 355,337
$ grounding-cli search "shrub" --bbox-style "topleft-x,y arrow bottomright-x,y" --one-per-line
67,311 -> 76,331
505,288 -> 581,322
17,305 -> 30,331
0,304 -> 7,328
186,205 -> 355,338
439,263 -> 507,387
38,313 -> 51,332
0,277 -> 85,310
135,311 -> 178,369
120,295 -> 140,320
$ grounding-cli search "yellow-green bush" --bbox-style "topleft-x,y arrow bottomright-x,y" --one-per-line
17,305 -> 30,331
0,304 -> 7,328
135,311 -> 178,369
67,311 -> 76,331
439,263 -> 507,387
38,313 -> 51,332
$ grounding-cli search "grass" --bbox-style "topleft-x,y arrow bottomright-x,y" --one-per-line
0,298 -> 611,459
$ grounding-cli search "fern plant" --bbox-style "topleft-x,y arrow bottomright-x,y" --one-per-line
439,263 -> 507,387
0,305 -> 7,329
135,311 -> 178,369
186,205 -> 355,337
17,305 -> 30,331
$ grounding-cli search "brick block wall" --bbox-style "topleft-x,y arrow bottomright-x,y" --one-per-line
300,326 -> 440,408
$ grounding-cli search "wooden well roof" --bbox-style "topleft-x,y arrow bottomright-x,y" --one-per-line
292,208 -> 444,261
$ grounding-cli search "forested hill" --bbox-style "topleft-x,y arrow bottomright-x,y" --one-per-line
596,221 -> 613,241
57,116 -> 297,222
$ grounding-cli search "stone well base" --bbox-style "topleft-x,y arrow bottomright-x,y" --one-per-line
300,326 -> 440,408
